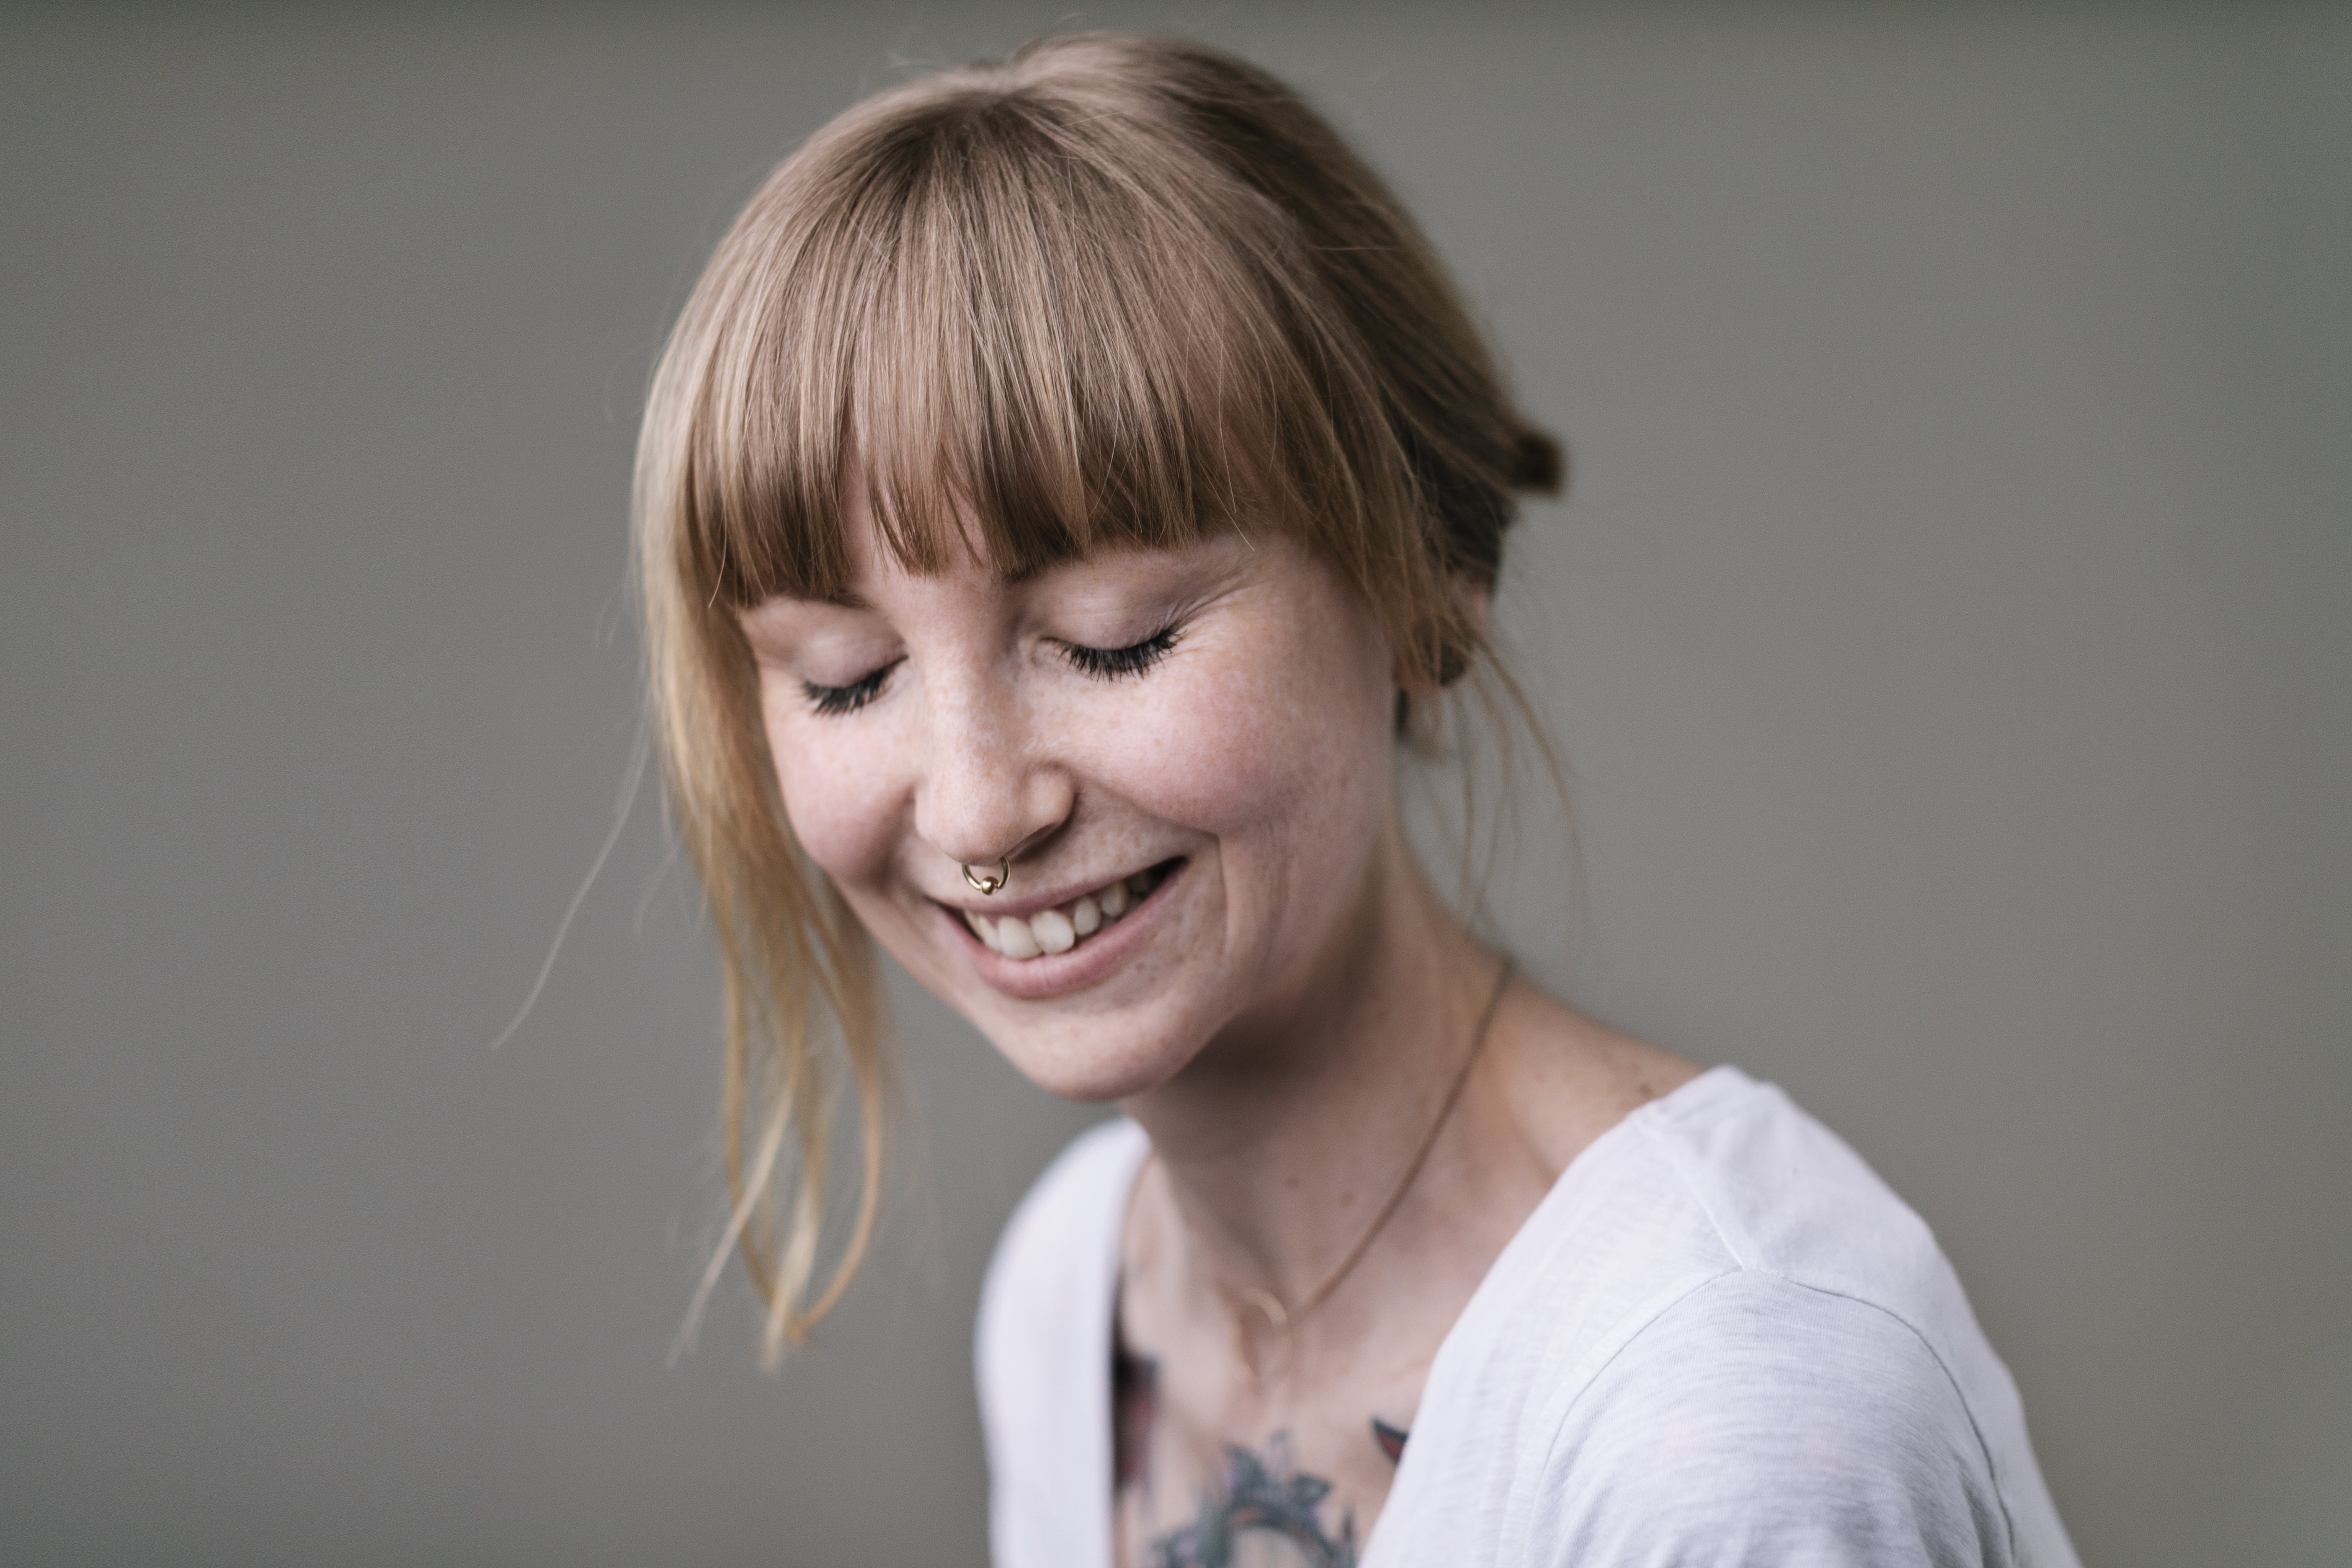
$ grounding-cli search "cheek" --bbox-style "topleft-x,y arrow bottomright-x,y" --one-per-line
761,692 -> 905,889
1101,610 -> 1394,859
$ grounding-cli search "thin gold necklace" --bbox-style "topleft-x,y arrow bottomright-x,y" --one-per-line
1156,954 -> 1516,1387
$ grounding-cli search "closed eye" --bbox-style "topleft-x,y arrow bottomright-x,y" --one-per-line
1063,627 -> 1179,681
802,658 -> 903,717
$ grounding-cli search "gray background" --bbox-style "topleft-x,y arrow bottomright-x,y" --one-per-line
3,3 -> 2346,1563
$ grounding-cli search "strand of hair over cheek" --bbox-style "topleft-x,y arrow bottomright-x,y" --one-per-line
674,833 -> 889,1367
640,426 -> 892,1362
725,766 -> 889,1365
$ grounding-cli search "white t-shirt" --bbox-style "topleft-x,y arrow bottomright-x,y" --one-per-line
976,1065 -> 2079,1567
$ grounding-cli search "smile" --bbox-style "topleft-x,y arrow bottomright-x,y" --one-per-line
957,863 -> 1172,961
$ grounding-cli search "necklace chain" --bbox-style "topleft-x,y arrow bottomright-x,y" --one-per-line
1163,954 -> 1516,1377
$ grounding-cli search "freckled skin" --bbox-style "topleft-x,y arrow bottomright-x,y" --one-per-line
739,496 -> 1701,1563
742,515 -> 1398,1106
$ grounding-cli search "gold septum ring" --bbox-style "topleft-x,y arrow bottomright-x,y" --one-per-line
961,857 -> 1011,896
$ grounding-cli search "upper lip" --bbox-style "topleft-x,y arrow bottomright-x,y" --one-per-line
934,863 -> 1165,922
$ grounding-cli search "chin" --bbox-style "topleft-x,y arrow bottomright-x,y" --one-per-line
971,1005 -> 1204,1106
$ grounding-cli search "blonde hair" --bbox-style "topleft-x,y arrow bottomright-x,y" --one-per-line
634,32 -> 1560,1360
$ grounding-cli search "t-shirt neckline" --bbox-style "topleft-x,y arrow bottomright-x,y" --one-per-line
1092,1062 -> 1751,1567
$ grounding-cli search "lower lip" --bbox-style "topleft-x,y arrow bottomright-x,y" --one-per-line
943,861 -> 1184,1001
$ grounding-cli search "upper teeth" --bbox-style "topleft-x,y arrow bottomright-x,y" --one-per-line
965,869 -> 1161,960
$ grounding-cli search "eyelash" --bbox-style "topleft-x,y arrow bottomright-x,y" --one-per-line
799,628 -> 1180,717
802,659 -> 901,717
1064,626 -> 1181,681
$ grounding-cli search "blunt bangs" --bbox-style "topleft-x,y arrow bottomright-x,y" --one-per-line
680,77 -> 1378,610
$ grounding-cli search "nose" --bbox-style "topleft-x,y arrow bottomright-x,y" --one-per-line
911,660 -> 1074,876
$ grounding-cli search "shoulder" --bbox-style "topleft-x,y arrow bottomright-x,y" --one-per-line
1542,1271 -> 2016,1565
1633,1067 -> 1947,1289
1390,1069 -> 2078,1566
1623,1069 -> 2057,1489
1563,1071 -> 2077,1564
1455,1067 -> 1976,1375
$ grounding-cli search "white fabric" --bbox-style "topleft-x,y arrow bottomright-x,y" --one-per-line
976,1065 -> 2079,1567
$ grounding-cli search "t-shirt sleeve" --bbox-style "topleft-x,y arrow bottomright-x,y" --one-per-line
1533,1271 -> 2017,1568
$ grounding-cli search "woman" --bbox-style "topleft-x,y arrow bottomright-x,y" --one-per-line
635,33 -> 2078,1568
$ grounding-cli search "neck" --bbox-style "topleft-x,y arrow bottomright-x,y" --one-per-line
1119,820 -> 1496,1313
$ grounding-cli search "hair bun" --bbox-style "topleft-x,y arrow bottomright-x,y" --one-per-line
1511,428 -> 1565,495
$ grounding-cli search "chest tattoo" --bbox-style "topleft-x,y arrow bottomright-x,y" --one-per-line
1148,1433 -> 1359,1568
1114,1340 -> 1409,1567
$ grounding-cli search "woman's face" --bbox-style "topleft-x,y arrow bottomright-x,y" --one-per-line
737,499 -> 1405,1102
